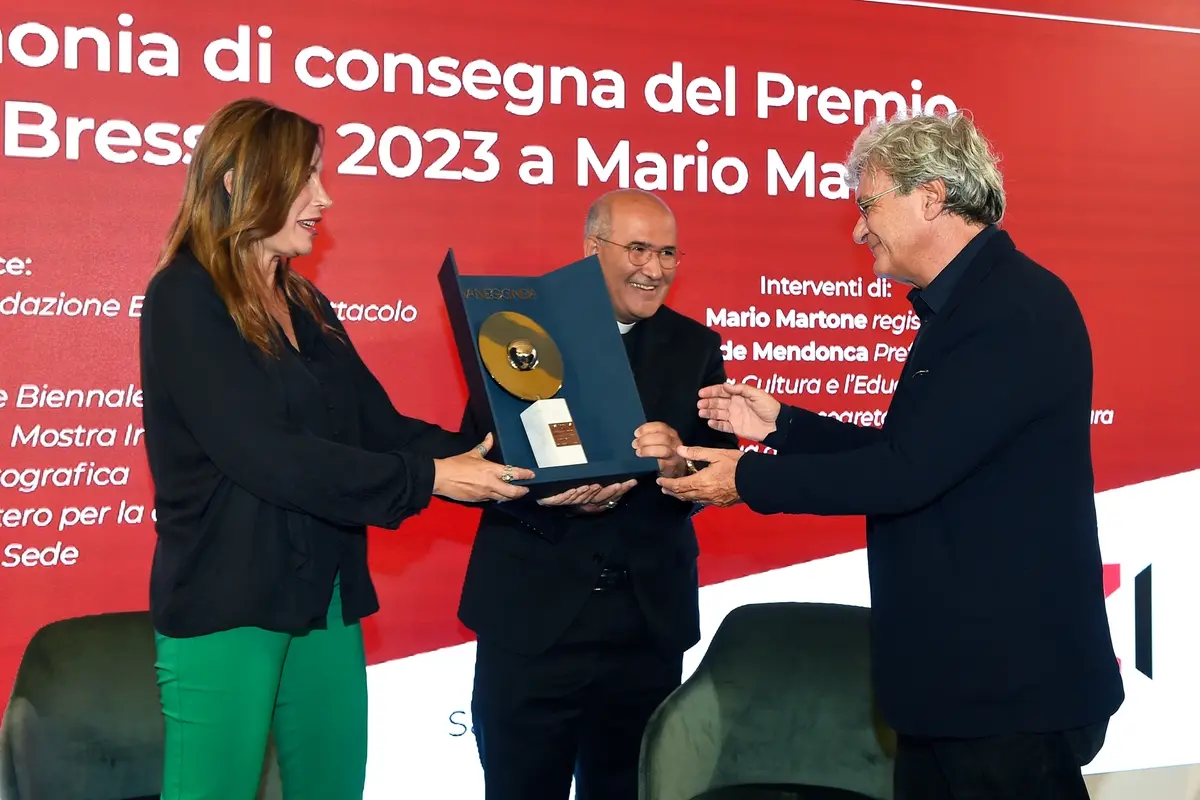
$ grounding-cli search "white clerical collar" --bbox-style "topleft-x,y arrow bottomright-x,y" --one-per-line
617,320 -> 636,334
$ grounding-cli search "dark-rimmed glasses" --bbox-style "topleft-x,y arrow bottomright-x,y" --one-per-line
596,237 -> 682,270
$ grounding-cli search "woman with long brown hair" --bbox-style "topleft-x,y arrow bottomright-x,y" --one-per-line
138,97 -> 532,799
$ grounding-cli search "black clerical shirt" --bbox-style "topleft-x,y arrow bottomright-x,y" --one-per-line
602,322 -> 643,568
139,249 -> 463,638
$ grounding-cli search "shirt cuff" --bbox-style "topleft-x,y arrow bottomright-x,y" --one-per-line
761,405 -> 795,451
735,451 -> 780,514
403,452 -> 437,513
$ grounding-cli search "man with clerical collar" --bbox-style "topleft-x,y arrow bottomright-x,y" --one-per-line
457,189 -> 738,800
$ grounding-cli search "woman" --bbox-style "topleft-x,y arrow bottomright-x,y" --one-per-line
138,97 -> 532,799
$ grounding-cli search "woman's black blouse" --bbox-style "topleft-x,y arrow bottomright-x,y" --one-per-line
139,249 -> 466,637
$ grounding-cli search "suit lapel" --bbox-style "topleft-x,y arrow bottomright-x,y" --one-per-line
890,231 -> 1014,406
903,231 -> 1014,370
929,231 -> 1013,330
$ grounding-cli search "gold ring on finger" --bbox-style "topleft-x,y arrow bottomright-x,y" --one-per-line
501,465 -> 514,483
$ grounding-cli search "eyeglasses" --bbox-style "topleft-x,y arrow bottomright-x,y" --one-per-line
596,237 -> 682,270
856,185 -> 899,218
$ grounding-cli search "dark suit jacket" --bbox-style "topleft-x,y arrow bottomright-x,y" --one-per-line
735,229 -> 1125,738
456,305 -> 738,657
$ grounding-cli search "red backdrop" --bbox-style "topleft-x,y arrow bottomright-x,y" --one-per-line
2,0 -> 1199,721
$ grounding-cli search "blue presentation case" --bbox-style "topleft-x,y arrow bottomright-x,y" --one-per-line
438,249 -> 658,498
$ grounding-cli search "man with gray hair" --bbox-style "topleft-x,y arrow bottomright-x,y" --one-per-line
659,112 -> 1124,799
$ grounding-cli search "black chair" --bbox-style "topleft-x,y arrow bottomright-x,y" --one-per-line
0,611 -> 279,799
638,602 -> 895,800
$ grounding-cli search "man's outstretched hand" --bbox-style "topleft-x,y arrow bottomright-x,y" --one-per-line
697,382 -> 782,443
656,445 -> 744,508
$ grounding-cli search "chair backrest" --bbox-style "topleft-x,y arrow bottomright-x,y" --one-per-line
0,611 -> 280,800
0,611 -> 164,800
639,602 -> 894,800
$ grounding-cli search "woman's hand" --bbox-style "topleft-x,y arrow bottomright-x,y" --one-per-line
432,433 -> 535,502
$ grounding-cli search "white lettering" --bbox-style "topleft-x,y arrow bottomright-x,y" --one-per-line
0,507 -> 54,528
752,341 -> 870,362
707,307 -> 771,328
818,409 -> 888,428
846,374 -> 898,395
293,50 -> 625,116
3,101 -> 202,166
0,463 -> 130,494
328,300 -> 419,323
765,149 -> 849,199
737,374 -> 824,396
577,138 -> 748,194
643,63 -> 737,117
872,343 -> 909,363
872,312 -> 921,336
0,256 -> 30,277
756,75 -> 957,124
1,542 -> 79,568
721,339 -> 748,361
11,424 -> 119,448
774,309 -> 868,330
13,384 -> 143,409
0,15 -> 179,76
760,276 -> 864,297
336,124 -> 500,183
56,505 -> 112,532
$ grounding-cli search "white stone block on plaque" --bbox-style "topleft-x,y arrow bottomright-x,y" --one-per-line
520,398 -> 587,468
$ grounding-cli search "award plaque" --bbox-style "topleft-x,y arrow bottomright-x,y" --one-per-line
438,249 -> 658,497
477,310 -> 586,469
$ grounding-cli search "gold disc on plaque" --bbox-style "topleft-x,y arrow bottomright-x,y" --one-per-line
478,311 -> 564,401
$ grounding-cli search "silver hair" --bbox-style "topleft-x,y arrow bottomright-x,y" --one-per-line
844,110 -> 1005,226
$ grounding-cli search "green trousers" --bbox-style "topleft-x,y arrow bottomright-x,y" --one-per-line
154,580 -> 368,799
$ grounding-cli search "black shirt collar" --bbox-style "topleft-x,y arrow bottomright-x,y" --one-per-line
907,224 -> 998,321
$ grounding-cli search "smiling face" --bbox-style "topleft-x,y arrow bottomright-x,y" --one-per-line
260,148 -> 332,262
585,192 -> 678,323
852,164 -> 950,287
